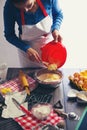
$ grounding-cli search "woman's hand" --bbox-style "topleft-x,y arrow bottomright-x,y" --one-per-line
26,48 -> 42,62
52,30 -> 62,43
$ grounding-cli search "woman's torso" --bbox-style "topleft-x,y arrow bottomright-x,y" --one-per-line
8,0 -> 53,35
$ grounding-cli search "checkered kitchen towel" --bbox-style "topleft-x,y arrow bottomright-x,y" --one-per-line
15,110 -> 63,130
0,76 -> 36,92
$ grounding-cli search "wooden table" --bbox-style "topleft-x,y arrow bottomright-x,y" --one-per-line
6,68 -> 87,130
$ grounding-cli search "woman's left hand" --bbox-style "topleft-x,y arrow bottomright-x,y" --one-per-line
52,30 -> 62,43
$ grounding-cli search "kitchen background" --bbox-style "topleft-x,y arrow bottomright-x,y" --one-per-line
0,0 -> 87,68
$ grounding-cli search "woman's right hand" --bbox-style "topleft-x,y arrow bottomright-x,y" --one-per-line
26,48 -> 42,62
52,30 -> 62,43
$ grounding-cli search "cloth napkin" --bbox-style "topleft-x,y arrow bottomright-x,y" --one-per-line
2,91 -> 28,118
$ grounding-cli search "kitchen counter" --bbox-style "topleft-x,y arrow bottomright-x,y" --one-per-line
5,68 -> 87,130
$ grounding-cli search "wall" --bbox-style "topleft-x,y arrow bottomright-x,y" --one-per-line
60,0 -> 87,68
0,0 -> 87,68
0,0 -> 23,68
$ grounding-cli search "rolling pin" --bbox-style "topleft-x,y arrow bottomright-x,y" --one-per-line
19,70 -> 30,95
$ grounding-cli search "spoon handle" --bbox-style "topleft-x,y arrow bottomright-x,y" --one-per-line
54,109 -> 68,119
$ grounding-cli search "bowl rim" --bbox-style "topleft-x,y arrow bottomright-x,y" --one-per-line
34,68 -> 63,85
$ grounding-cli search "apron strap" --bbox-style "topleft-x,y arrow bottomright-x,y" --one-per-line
36,0 -> 48,17
20,0 -> 48,25
20,9 -> 25,25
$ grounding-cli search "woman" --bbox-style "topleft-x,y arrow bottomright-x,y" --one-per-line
3,0 -> 63,67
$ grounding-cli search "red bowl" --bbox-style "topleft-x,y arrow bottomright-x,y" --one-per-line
41,40 -> 67,68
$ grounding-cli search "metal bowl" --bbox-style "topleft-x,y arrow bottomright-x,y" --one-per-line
34,68 -> 63,88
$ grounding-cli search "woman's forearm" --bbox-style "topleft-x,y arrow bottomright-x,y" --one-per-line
5,34 -> 30,52
51,0 -> 63,31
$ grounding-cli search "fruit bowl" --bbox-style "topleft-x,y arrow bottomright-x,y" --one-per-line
68,70 -> 87,91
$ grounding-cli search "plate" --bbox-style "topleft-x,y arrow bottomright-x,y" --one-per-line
76,91 -> 87,103
67,89 -> 79,99
77,98 -> 87,104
